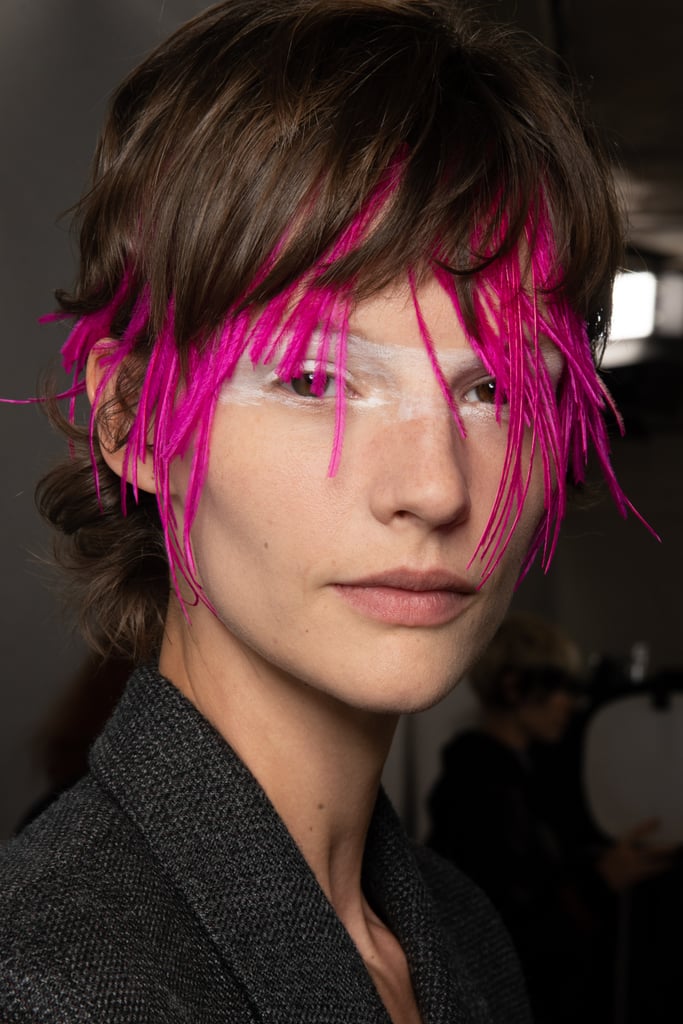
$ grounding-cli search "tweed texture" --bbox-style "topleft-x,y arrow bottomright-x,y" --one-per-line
0,667 -> 531,1022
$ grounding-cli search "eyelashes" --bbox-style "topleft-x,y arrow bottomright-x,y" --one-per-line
276,364 -> 507,412
463,378 -> 507,407
222,344 -> 517,417
283,370 -> 338,399
255,326 -> 524,410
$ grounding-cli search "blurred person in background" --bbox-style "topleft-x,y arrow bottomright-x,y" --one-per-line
428,612 -> 677,1023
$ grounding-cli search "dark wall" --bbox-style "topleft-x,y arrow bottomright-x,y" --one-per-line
0,0 -> 205,839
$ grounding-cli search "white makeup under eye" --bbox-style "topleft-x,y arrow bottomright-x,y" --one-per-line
219,331 -> 562,424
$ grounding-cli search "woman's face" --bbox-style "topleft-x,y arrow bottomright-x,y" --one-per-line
168,277 -> 552,715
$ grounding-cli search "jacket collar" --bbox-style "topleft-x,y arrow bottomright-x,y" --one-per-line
90,666 -> 487,1023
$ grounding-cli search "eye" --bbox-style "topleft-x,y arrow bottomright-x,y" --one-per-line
464,378 -> 500,405
286,371 -> 337,399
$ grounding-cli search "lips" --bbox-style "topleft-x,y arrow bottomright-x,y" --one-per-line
333,568 -> 475,627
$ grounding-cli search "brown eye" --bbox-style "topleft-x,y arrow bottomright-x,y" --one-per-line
290,373 -> 316,397
288,372 -> 336,398
466,379 -> 498,404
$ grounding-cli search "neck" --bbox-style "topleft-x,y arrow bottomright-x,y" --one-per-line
159,599 -> 397,924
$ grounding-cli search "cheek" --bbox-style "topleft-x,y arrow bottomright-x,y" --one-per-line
464,414 -> 545,513
467,442 -> 545,586
183,414 -> 343,588
500,431 -> 547,544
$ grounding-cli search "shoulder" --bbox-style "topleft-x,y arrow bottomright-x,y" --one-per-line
2,776 -> 136,917
0,778 -> 233,1023
1,779 -> 155,1019
414,845 -> 532,1023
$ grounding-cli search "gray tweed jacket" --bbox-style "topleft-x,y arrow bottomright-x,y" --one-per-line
1,666 -> 531,1023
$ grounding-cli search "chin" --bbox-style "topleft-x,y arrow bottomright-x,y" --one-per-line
336,671 -> 465,717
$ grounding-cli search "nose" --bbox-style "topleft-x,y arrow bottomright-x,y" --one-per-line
368,409 -> 471,530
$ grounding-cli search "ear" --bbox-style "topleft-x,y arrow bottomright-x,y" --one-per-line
85,341 -> 157,495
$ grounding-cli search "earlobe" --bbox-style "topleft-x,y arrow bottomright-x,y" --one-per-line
85,342 -> 157,495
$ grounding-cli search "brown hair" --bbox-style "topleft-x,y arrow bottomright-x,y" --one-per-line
37,0 -> 623,659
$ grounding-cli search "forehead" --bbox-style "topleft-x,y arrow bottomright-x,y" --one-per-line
349,276 -> 469,352
345,274 -> 563,380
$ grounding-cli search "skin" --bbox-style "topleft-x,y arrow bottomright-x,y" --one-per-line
91,275 -> 548,1024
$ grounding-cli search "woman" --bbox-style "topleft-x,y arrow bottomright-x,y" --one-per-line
1,1 -> 633,1020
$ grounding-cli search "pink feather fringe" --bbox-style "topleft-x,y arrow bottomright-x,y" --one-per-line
28,178 -> 650,610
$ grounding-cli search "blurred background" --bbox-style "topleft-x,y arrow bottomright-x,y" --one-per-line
0,0 -> 210,838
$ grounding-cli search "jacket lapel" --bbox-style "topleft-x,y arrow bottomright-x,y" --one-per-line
90,667 -> 488,1023
91,667 -> 390,1022
364,795 -> 493,1024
